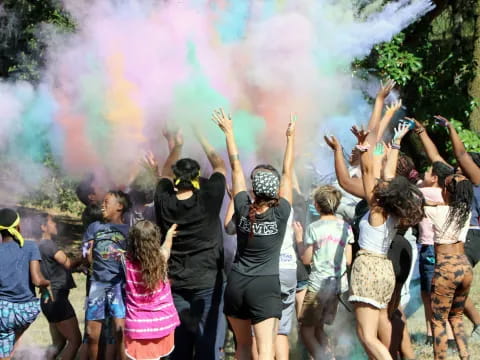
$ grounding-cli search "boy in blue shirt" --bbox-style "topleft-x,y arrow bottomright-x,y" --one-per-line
84,191 -> 131,360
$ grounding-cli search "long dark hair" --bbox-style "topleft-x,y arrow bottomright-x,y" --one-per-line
374,176 -> 425,227
444,175 -> 473,234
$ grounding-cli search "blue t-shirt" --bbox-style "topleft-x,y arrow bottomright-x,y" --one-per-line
83,222 -> 130,283
0,240 -> 41,303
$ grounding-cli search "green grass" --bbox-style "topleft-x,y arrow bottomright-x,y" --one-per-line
16,268 -> 480,359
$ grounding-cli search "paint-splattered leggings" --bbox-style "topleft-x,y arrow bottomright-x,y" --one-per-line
431,253 -> 473,360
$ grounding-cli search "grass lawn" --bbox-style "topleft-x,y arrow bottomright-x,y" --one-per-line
16,267 -> 480,359
12,209 -> 480,359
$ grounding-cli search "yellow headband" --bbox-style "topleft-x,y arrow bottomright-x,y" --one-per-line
0,213 -> 24,247
174,171 -> 201,190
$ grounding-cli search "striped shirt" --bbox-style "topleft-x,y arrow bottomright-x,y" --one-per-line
124,258 -> 179,339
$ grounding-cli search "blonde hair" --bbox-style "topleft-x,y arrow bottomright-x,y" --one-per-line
313,185 -> 342,215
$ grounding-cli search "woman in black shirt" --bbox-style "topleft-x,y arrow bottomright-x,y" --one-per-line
213,108 -> 295,360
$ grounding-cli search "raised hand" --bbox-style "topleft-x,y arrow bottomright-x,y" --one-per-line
434,115 -> 450,128
393,122 -> 410,143
212,108 -> 233,134
385,99 -> 402,116
351,125 -> 370,145
287,113 -> 296,138
377,79 -> 396,99
142,151 -> 158,170
324,135 -> 341,151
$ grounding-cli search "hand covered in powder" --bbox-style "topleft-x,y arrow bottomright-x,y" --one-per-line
351,125 -> 370,146
434,115 -> 451,128
212,108 -> 233,134
393,122 -> 410,143
377,79 -> 396,99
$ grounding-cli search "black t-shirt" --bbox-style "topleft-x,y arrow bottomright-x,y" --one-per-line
38,239 -> 76,291
154,173 -> 226,290
232,191 -> 291,276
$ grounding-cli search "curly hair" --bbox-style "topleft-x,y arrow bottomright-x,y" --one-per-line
127,220 -> 168,290
374,176 -> 425,228
444,175 -> 473,235
396,154 -> 420,184
313,185 -> 342,215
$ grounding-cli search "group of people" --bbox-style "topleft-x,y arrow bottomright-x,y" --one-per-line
1,80 -> 480,360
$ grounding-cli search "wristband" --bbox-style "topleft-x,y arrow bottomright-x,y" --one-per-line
355,144 -> 370,153
391,142 -> 401,150
414,128 -> 425,135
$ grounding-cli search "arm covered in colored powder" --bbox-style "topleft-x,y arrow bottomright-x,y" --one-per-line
194,127 -> 227,177
161,130 -> 183,179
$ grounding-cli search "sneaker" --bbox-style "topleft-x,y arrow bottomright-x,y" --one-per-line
471,324 -> 480,341
447,339 -> 457,352
425,336 -> 433,346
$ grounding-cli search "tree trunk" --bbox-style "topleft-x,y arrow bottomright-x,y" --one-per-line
469,2 -> 480,133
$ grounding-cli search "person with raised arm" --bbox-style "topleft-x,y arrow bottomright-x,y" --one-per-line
326,79 -> 401,199
213,108 -> 294,360
348,123 -> 424,360
423,172 -> 474,360
413,116 -> 480,340
154,126 -> 227,360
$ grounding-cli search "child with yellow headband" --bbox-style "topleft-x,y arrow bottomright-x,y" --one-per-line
0,208 -> 52,360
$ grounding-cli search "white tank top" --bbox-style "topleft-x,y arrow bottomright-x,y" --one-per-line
358,211 -> 398,255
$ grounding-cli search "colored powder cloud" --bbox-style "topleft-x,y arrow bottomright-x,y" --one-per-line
0,0 -> 435,195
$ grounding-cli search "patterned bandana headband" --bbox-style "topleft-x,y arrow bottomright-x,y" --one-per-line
252,171 -> 280,199
0,211 -> 25,247
174,171 -> 201,190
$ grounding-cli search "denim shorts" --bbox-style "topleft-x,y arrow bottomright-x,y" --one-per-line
86,281 -> 125,321
419,244 -> 435,293
0,299 -> 40,358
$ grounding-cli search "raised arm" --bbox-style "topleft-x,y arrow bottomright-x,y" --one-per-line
383,122 -> 410,180
375,99 -> 402,142
352,126 -> 375,206
279,115 -> 296,204
161,224 -> 177,260
324,135 -> 365,198
212,109 -> 247,196
368,79 -> 396,133
407,117 -> 449,165
193,127 -> 227,176
437,115 -> 480,185
161,130 -> 183,179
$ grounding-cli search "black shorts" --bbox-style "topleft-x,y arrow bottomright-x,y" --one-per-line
41,290 -> 76,323
388,235 -> 412,285
224,271 -> 282,324
465,229 -> 480,267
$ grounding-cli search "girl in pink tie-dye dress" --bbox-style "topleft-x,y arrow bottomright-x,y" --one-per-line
124,221 -> 179,360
